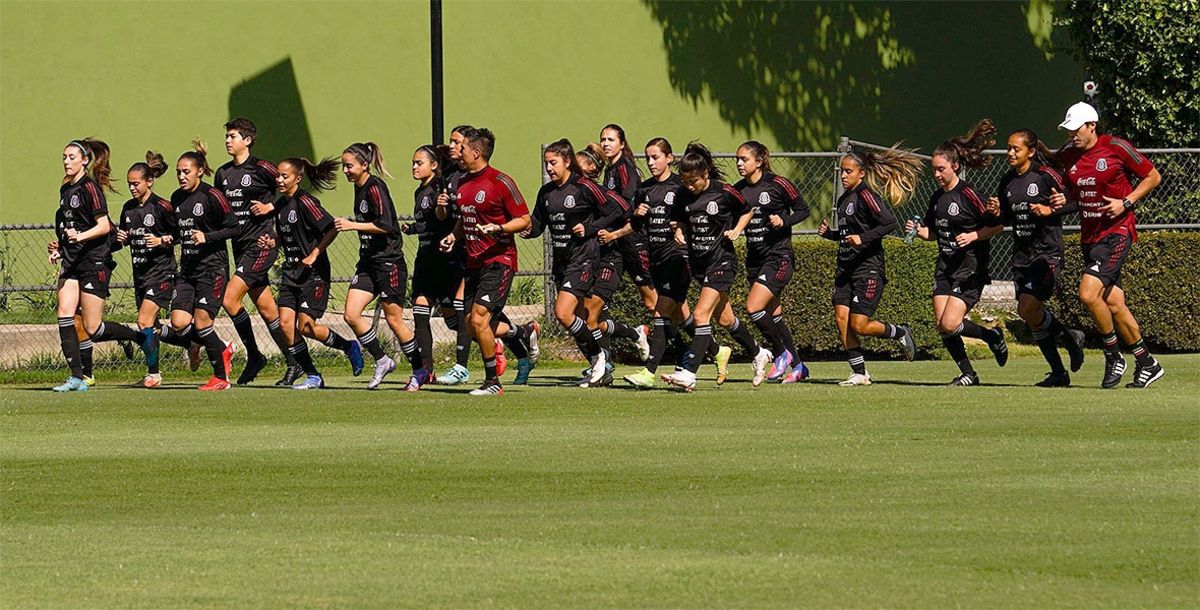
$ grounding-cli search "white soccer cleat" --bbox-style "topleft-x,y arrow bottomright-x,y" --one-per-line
588,351 -> 608,385
664,368 -> 697,392
635,324 -> 651,362
838,372 -> 872,387
751,347 -> 772,387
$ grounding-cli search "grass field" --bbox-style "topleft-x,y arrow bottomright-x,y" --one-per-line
2,354 -> 1197,608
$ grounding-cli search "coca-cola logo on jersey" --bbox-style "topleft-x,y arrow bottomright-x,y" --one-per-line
1076,177 -> 1096,186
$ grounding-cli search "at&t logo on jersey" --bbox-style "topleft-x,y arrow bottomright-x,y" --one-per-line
474,190 -> 486,204
1026,183 -> 1039,197
240,174 -> 253,187
1096,158 -> 1108,171
564,195 -> 576,209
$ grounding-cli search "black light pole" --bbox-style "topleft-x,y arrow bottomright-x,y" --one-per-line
430,0 -> 444,144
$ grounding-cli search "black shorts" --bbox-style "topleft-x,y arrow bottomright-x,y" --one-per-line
411,249 -> 464,304
173,271 -> 227,315
746,251 -> 794,295
464,263 -> 514,313
619,238 -> 654,288
552,257 -> 593,299
833,267 -> 886,317
691,250 -> 737,293
60,259 -> 114,299
650,256 -> 691,302
933,272 -> 983,309
590,256 -> 622,301
279,278 -> 331,318
1081,233 -> 1131,289
233,242 -> 277,289
350,259 -> 407,305
135,275 -> 175,310
1014,259 -> 1059,302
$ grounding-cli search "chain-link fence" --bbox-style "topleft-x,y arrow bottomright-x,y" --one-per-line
3,142 -> 1198,371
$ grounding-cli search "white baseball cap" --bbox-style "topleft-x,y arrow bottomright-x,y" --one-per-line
1059,102 -> 1099,130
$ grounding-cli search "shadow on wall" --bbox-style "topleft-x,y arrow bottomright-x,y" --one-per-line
228,57 -> 314,164
642,1 -> 1083,152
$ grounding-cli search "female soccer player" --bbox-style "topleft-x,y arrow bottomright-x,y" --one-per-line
335,142 -> 425,390
734,141 -> 810,384
600,124 -> 657,322
1055,102 -> 1164,388
986,129 -> 1086,387
521,139 -> 612,385
261,156 -> 362,389
164,141 -> 238,390
214,118 -> 297,386
662,143 -> 771,392
115,152 -> 178,388
818,145 -> 922,385
905,120 -> 1008,386
50,138 -> 156,391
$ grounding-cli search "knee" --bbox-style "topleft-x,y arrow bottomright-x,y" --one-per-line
1016,300 -> 1040,322
938,319 -> 960,336
554,309 -> 574,327
1078,286 -> 1099,307
342,310 -> 360,326
849,317 -> 871,335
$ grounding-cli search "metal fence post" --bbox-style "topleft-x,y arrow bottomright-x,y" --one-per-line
540,143 -> 554,329
833,136 -> 851,230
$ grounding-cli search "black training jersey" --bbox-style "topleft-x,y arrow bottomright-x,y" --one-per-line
923,180 -> 999,281
352,175 -> 403,265
172,182 -> 238,277
214,156 -> 278,245
828,183 -> 898,271
597,186 -> 633,258
636,173 -> 689,264
276,189 -> 335,284
118,193 -> 177,279
672,180 -> 747,258
735,171 -> 809,257
529,174 -> 608,263
407,179 -> 459,251
996,162 -> 1068,268
603,155 -> 641,204
56,176 -> 111,268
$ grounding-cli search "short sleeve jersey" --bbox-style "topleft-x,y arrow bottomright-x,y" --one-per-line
1057,135 -> 1155,244
531,174 -> 606,263
275,189 -> 335,284
119,193 -> 177,279
923,180 -> 999,281
834,184 -> 894,271
56,175 -> 111,268
672,180 -> 746,259
735,171 -> 807,258
214,156 -> 279,245
996,162 -> 1067,268
636,174 -> 689,264
456,165 -> 530,270
352,175 -> 403,265
172,182 -> 236,277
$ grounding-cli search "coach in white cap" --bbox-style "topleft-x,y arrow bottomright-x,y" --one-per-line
1058,101 -> 1100,131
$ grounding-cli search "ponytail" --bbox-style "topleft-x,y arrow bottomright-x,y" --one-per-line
129,150 -> 167,181
679,141 -> 723,181
846,144 -> 924,205
601,123 -> 635,166
179,139 -> 212,177
576,142 -> 605,181
738,140 -> 771,172
933,118 -> 996,170
1010,129 -> 1060,172
344,141 -> 393,179
545,138 -> 581,175
282,156 -> 339,192
67,137 -> 116,192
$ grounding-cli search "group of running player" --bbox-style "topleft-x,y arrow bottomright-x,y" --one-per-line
47,101 -> 1166,394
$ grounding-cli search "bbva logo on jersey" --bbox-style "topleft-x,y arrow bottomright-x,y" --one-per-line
240,174 -> 253,187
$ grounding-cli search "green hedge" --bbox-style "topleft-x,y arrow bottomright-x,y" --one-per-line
605,231 -> 1200,360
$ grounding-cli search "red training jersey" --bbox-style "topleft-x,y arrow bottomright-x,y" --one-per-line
456,165 -> 529,269
1058,135 -> 1155,244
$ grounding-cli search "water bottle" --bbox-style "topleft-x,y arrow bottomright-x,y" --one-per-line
903,215 -> 922,244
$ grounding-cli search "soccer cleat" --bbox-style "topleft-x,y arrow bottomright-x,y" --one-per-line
1101,355 -> 1126,389
405,368 -> 432,392
588,351 -> 608,385
82,375 -> 96,387
141,373 -> 163,389
525,321 -> 541,364
293,374 -> 325,390
986,327 -> 1008,367
623,367 -> 656,389
346,340 -> 365,376
838,372 -> 872,387
437,364 -> 470,385
187,342 -> 202,371
367,355 -> 397,390
140,327 -> 160,369
198,376 -> 231,391
1063,328 -> 1085,372
222,341 -> 236,381
898,326 -> 916,362
767,350 -> 794,383
1126,359 -> 1164,389
664,368 -> 697,392
494,338 -> 507,377
469,379 -> 504,396
714,346 -> 732,385
593,368 -> 615,387
512,358 -> 533,385
751,347 -> 772,387
1035,371 -> 1071,387
635,324 -> 651,362
949,372 -> 980,386
237,351 -> 266,385
52,376 -> 89,393
276,365 -> 304,386
782,361 -> 810,384
120,340 -> 135,360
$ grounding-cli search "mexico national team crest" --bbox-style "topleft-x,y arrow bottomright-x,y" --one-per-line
288,210 -> 298,223
948,201 -> 960,216
1027,183 -> 1039,197
846,201 -> 856,216
69,195 -> 80,208
564,195 -> 576,209
758,192 -> 770,205
193,202 -> 205,216
706,200 -> 719,215
143,214 -> 155,227
420,196 -> 430,209
474,190 -> 486,204
240,174 -> 252,187
607,177 -> 615,189
359,199 -> 368,213
664,192 -> 675,204
1096,158 -> 1108,171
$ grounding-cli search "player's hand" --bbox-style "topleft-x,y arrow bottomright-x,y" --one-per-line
634,203 -> 650,217
145,234 -> 165,248
1101,196 -> 1126,217
904,219 -> 919,234
572,223 -> 587,237
844,234 -> 862,247
436,192 -> 450,207
598,229 -> 618,244
116,229 -> 129,244
723,229 -> 741,242
986,196 -> 1001,216
333,217 -> 354,232
191,231 -> 207,245
1030,203 -> 1053,217
817,219 -> 829,237
1048,188 -> 1066,208
257,234 -> 276,249
439,233 -> 456,253
954,231 -> 978,248
249,200 -> 273,216
768,214 -> 784,228
401,222 -> 413,235
65,228 -> 81,243
300,253 -> 317,267
674,230 -> 686,247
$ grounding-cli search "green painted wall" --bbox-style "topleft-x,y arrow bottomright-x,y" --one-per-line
0,1 -> 1083,225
